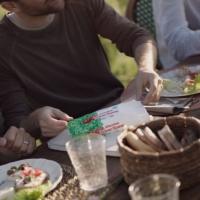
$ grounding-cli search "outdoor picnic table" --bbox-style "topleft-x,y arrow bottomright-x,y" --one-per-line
21,55 -> 200,199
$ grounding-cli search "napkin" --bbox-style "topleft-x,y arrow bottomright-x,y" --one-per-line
47,129 -> 122,157
123,96 -> 193,115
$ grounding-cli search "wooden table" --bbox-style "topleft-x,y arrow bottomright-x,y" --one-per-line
15,55 -> 200,199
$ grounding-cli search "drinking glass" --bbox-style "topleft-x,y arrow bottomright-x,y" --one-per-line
66,134 -> 108,191
129,174 -> 180,200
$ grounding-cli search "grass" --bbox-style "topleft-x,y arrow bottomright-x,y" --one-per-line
100,0 -> 138,86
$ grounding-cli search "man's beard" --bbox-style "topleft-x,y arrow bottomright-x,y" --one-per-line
17,0 -> 65,16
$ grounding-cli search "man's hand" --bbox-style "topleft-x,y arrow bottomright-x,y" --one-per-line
37,106 -> 73,137
134,67 -> 163,104
134,42 -> 162,104
0,126 -> 36,158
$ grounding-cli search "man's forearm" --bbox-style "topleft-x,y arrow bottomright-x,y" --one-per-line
20,109 -> 41,139
134,43 -> 157,70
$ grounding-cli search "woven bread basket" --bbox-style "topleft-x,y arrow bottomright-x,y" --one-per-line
117,116 -> 200,190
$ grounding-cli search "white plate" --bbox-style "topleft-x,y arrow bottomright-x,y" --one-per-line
0,158 -> 62,199
160,65 -> 200,97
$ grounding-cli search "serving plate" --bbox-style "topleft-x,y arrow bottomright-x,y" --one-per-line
160,65 -> 200,97
0,158 -> 62,199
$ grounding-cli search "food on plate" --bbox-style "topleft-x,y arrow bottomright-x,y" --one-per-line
1,163 -> 51,200
162,79 -> 182,92
176,65 -> 191,78
161,65 -> 200,95
181,129 -> 198,147
135,128 -> 165,152
6,163 -> 30,182
126,131 -> 156,152
5,181 -> 51,200
157,125 -> 182,151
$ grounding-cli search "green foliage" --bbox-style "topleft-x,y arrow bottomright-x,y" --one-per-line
100,0 -> 138,86
0,6 -> 6,19
6,181 -> 52,200
0,0 -> 137,86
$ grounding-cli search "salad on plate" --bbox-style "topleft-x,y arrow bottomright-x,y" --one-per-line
161,65 -> 200,96
0,159 -> 62,200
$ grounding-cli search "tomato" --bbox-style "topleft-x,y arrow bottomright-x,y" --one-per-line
188,79 -> 194,84
34,169 -> 43,177
188,72 -> 199,79
23,169 -> 33,176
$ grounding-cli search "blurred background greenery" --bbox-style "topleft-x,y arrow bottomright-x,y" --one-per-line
0,0 -> 137,87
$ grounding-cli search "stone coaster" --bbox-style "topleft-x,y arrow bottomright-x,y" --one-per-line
44,164 -> 117,200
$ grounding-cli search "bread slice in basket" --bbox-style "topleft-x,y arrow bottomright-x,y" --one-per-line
126,131 -> 156,152
157,124 -> 182,150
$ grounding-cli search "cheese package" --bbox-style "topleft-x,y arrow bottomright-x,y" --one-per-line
48,100 -> 150,156
67,100 -> 150,138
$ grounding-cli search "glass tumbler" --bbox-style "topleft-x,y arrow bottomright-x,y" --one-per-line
66,134 -> 108,191
129,174 -> 180,200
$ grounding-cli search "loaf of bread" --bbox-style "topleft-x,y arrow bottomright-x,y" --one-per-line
157,124 -> 182,151
143,127 -> 167,150
135,128 -> 165,152
157,130 -> 174,151
126,131 -> 156,152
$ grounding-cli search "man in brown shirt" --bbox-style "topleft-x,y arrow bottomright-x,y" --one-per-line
0,0 -> 162,137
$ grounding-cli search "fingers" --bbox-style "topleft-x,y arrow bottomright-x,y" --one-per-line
11,128 -> 26,151
38,106 -> 73,137
3,126 -> 18,148
142,78 -> 163,104
135,78 -> 145,101
3,127 -> 36,156
135,68 -> 163,105
41,126 -> 66,137
52,109 -> 73,121
0,137 -> 7,147
22,137 -> 36,156
45,117 -> 68,128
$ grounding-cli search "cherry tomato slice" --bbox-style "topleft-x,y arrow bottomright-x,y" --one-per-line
34,169 -> 43,177
188,79 -> 194,84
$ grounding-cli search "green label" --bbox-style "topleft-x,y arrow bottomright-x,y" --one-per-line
67,112 -> 103,138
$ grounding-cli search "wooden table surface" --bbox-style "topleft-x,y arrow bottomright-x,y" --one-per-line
16,55 -> 200,199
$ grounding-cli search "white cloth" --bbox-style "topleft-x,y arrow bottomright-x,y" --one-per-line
152,0 -> 200,69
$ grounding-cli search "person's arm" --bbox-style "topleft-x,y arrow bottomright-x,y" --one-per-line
159,0 -> 200,61
84,0 -> 156,57
0,64 -> 32,130
134,43 -> 163,104
0,126 -> 36,165
20,106 -> 73,137
86,0 -> 162,104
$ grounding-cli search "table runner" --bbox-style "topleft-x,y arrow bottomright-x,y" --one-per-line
44,164 -> 123,200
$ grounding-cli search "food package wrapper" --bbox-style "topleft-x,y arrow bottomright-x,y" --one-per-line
48,100 -> 150,156
67,100 -> 150,137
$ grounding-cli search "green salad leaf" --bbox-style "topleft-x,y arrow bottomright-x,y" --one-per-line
162,79 -> 181,91
184,74 -> 200,94
5,181 -> 52,200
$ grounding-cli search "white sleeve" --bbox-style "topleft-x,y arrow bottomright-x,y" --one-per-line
159,0 -> 200,61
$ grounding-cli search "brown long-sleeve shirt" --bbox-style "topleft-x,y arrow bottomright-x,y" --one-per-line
0,0 -> 156,130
